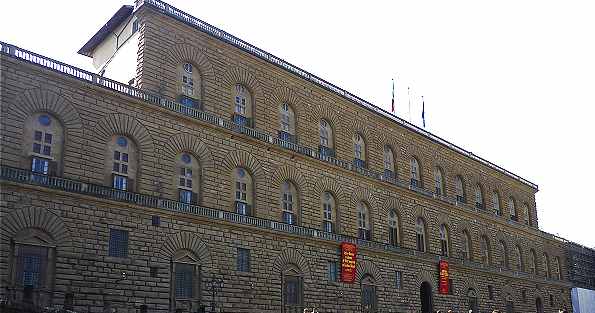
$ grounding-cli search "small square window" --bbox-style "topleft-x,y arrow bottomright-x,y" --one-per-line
42,145 -> 51,156
34,131 -> 42,141
179,178 -> 186,186
122,153 -> 128,162
181,168 -> 186,176
151,215 -> 160,226
237,248 -> 250,272
121,164 -> 128,174
44,133 -> 52,144
33,143 -> 41,154
328,261 -> 338,282
113,163 -> 120,172
114,151 -> 120,160
186,180 -> 192,188
185,169 -> 192,177
108,228 -> 129,258
395,271 -> 403,289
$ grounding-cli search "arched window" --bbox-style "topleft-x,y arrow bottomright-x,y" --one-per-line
361,274 -> 377,313
410,158 -> 421,187
455,175 -> 465,203
278,103 -> 296,143
492,191 -> 502,216
480,235 -> 491,265
106,136 -> 137,191
232,84 -> 252,127
522,203 -> 530,226
353,133 -> 366,168
509,197 -> 517,221
10,228 -> 56,307
416,217 -> 426,252
499,240 -> 509,268
515,245 -> 524,272
530,250 -> 538,274
318,119 -> 335,157
383,145 -> 395,178
281,181 -> 298,225
439,224 -> 449,257
554,256 -> 562,280
282,264 -> 304,312
322,192 -> 337,233
178,62 -> 202,108
475,184 -> 484,209
24,113 -> 64,176
462,230 -> 472,260
467,288 -> 479,313
175,153 -> 200,204
233,167 -> 253,216
434,167 -> 445,196
388,210 -> 400,246
171,249 -> 201,311
357,202 -> 371,240
542,253 -> 550,279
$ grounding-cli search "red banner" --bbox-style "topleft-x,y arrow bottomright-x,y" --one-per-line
340,242 -> 357,283
439,260 -> 449,294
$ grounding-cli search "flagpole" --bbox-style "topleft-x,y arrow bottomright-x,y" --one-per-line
422,95 -> 426,128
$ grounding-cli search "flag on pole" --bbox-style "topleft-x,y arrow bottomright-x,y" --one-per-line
407,87 -> 411,122
391,79 -> 395,113
422,96 -> 426,128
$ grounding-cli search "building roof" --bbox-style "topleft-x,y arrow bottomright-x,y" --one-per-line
78,5 -> 134,57
129,0 -> 538,190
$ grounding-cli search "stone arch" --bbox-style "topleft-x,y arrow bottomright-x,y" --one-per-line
310,100 -> 343,143
411,204 -> 432,225
87,113 -> 157,189
414,269 -> 436,288
376,131 -> 401,159
156,231 -> 213,268
220,150 -> 265,181
270,164 -> 308,193
457,278 -> 480,297
312,176 -> 349,207
161,133 -> 215,170
350,187 -> 377,209
0,207 -> 72,249
221,66 -> 265,118
355,259 -> 384,285
10,88 -> 84,170
268,85 -> 304,133
271,248 -> 312,281
12,88 -> 83,132
164,43 -> 215,82
160,42 -> 216,101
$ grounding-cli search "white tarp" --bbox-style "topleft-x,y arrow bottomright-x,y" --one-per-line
572,287 -> 595,313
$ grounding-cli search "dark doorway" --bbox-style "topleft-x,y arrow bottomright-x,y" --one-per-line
536,297 -> 544,313
420,281 -> 433,313
505,293 -> 515,313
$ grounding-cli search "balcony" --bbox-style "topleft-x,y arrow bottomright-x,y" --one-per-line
232,113 -> 251,128
353,158 -> 366,169
235,201 -> 251,216
278,130 -> 296,144
318,145 -> 335,158
177,95 -> 201,110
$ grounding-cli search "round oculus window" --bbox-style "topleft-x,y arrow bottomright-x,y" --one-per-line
181,153 -> 192,164
116,136 -> 128,147
38,115 -> 51,126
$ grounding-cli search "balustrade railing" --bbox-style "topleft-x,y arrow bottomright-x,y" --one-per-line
0,165 -> 566,284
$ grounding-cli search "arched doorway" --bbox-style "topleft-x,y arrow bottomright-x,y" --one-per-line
535,297 -> 544,313
420,281 -> 433,313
